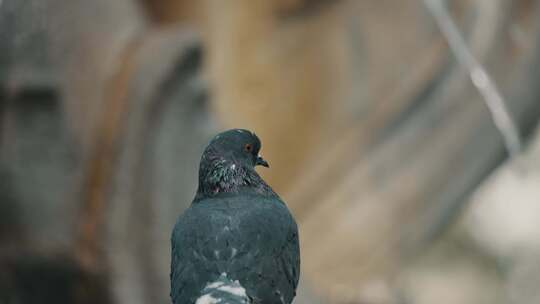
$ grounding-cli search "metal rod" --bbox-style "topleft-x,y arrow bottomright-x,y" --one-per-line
424,0 -> 523,158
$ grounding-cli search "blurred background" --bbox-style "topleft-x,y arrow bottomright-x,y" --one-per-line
1,0 -> 540,303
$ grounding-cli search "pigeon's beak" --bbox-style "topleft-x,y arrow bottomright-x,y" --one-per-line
255,155 -> 269,168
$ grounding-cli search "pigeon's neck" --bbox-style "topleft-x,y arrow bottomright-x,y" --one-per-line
195,154 -> 276,201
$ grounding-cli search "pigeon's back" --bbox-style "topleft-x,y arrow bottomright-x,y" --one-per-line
170,192 -> 300,304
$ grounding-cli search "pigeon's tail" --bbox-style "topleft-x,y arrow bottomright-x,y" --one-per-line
195,273 -> 251,304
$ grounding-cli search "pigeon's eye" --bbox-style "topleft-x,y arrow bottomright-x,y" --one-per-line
244,144 -> 253,153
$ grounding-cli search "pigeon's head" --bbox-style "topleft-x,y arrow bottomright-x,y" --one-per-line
204,129 -> 269,169
196,129 -> 276,199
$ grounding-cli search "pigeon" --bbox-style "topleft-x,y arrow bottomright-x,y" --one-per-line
170,129 -> 300,304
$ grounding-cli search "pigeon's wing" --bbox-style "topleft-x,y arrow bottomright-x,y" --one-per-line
170,210 -> 196,304
171,200 -> 257,303
170,205 -> 222,304
229,196 -> 300,304
281,219 -> 300,292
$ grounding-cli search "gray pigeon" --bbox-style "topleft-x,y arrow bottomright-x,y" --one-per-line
170,129 -> 300,304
